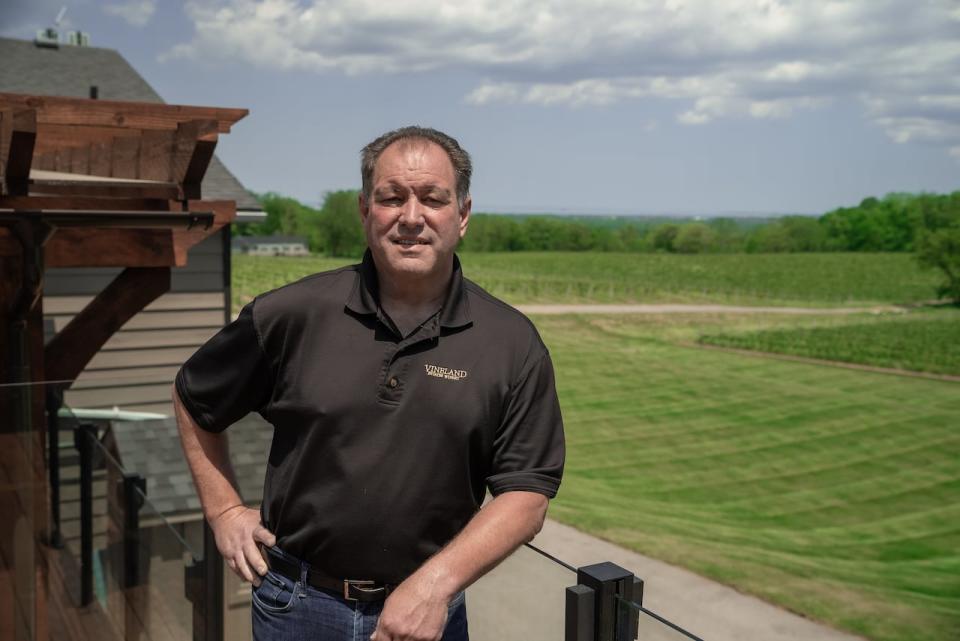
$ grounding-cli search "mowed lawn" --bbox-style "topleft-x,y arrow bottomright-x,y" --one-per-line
231,252 -> 942,311
537,313 -> 960,641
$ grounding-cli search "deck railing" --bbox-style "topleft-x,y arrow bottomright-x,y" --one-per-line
4,377 -> 706,641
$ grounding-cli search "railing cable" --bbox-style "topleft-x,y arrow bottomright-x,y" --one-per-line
523,542 -> 577,573
638,604 -> 706,641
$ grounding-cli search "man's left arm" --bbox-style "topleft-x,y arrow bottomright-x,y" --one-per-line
371,490 -> 548,641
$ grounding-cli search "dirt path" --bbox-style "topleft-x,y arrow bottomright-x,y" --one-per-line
517,303 -> 903,315
468,519 -> 866,641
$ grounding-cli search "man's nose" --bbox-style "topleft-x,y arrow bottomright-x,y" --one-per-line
398,197 -> 425,226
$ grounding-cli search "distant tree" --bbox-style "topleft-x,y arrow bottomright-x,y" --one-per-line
748,216 -> 825,252
915,225 -> 960,304
319,190 -> 366,257
649,223 -> 680,252
707,217 -> 746,252
673,223 -> 717,254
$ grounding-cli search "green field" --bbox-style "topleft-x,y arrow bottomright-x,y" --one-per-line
539,313 -> 959,641
230,252 -> 959,640
699,310 -> 960,376
232,252 -> 942,311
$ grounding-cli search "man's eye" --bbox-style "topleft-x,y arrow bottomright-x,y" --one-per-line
379,197 -> 402,205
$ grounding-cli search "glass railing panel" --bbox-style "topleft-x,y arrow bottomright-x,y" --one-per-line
127,483 -> 200,641
56,383 -> 201,641
467,542 -> 577,641
83,418 -> 138,640
616,594 -> 706,641
0,379 -> 48,641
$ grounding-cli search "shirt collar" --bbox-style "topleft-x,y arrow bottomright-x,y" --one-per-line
345,249 -> 472,329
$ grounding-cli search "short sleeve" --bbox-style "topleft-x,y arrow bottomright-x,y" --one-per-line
174,302 -> 272,432
486,350 -> 565,498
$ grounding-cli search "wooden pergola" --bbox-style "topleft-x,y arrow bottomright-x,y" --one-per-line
0,92 -> 247,641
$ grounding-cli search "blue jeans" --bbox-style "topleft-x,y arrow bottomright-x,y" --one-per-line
252,547 -> 469,641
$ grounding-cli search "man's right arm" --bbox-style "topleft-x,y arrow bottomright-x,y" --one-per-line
172,385 -> 275,586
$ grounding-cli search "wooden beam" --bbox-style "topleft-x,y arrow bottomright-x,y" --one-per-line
33,123 -> 141,155
0,111 -> 9,182
0,195 -> 177,211
138,129 -> 177,182
110,135 -> 140,180
27,180 -> 180,201
45,267 -> 171,384
0,93 -> 247,134
44,228 -> 176,268
173,120 -> 218,200
173,199 -> 235,265
2,109 -> 37,196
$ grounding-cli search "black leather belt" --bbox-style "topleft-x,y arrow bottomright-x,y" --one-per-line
266,549 -> 395,602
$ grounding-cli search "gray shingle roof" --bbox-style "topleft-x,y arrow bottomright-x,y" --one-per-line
0,37 -> 261,210
111,414 -> 272,517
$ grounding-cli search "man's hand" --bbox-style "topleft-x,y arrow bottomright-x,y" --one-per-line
369,573 -> 449,641
210,504 -> 276,587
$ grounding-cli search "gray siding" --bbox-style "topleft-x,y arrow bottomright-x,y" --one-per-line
46,231 -> 228,415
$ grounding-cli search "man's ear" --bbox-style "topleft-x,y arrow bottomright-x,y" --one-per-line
358,192 -> 369,223
458,196 -> 472,239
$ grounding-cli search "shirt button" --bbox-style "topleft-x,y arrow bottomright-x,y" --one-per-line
388,377 -> 399,388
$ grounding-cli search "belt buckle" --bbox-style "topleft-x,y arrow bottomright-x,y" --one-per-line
343,579 -> 379,601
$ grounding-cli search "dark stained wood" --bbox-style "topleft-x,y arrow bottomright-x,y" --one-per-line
28,179 -> 181,201
46,544 -> 125,641
0,92 -> 247,134
4,109 -> 37,196
33,123 -> 141,155
173,120 -> 218,200
0,195 -> 176,211
69,146 -> 90,176
45,267 -> 171,384
89,140 -> 112,177
44,229 -> 176,268
0,110 -> 10,181
137,129 -> 177,182
0,227 -> 19,259
173,200 -> 235,265
110,135 -> 140,180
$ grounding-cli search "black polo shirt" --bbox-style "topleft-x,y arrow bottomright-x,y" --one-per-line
174,251 -> 565,583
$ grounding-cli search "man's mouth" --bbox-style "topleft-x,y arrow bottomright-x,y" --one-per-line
393,238 -> 428,246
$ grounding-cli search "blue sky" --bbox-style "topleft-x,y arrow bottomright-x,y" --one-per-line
2,0 -> 958,216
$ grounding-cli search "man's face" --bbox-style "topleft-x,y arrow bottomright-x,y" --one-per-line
360,140 -> 470,283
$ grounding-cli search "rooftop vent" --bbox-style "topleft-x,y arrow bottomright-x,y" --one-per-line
67,31 -> 90,47
34,27 -> 60,49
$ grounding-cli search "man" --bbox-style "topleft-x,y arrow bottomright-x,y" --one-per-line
173,126 -> 565,641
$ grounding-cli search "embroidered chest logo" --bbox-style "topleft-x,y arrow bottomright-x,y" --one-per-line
424,364 -> 469,381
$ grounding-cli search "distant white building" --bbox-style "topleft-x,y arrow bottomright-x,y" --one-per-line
232,235 -> 310,256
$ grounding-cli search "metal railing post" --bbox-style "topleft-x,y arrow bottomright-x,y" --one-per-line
186,520 -> 223,641
122,472 -> 146,588
45,385 -> 64,548
566,584 -> 596,641
73,422 -> 97,606
567,562 -> 642,641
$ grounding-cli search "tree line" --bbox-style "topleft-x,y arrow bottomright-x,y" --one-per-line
235,189 -> 960,302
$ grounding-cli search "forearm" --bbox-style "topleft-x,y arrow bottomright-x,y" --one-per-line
408,491 -> 549,601
172,385 -> 244,520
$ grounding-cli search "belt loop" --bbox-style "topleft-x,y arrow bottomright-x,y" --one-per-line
298,559 -> 309,588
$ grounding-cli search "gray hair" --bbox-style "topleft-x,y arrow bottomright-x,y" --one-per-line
361,126 -> 472,208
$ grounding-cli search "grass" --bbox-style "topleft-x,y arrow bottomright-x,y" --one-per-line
231,252 -> 942,312
229,252 -> 959,639
536,313 -> 960,641
698,309 -> 960,376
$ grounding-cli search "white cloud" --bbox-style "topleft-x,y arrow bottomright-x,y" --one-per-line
166,0 -> 960,155
103,0 -> 157,27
